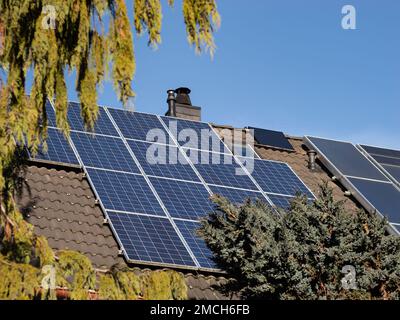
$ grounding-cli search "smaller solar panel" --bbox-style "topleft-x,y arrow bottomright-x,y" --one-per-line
161,116 -> 228,153
348,177 -> 400,224
210,186 -> 265,205
150,177 -> 214,220
187,150 -> 258,190
71,132 -> 140,173
109,108 -> 174,143
128,140 -> 200,182
32,128 -> 79,165
67,102 -> 119,136
107,212 -> 196,267
248,127 -> 294,151
267,194 -> 295,210
174,219 -> 216,269
87,168 -> 165,216
370,155 -> 400,167
307,137 -> 388,182
240,158 -> 314,198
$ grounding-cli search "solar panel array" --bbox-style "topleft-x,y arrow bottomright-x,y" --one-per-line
29,99 -> 315,270
305,137 -> 400,235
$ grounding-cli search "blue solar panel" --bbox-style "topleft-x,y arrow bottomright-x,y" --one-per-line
71,132 -> 140,173
306,137 -> 388,182
383,165 -> 400,184
361,145 -> 400,160
187,150 -> 258,190
239,157 -> 314,198
267,194 -> 295,210
45,99 -> 57,127
67,103 -> 119,136
108,108 -> 173,143
210,186 -> 265,205
348,177 -> 400,224
87,168 -> 165,216
174,219 -> 216,269
107,212 -> 196,267
150,177 -> 213,220
161,116 -> 228,153
127,140 -> 200,182
32,128 -> 79,165
371,155 -> 400,167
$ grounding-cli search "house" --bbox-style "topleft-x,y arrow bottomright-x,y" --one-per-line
16,88 -> 396,300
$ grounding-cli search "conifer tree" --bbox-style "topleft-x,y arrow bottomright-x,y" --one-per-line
199,183 -> 400,300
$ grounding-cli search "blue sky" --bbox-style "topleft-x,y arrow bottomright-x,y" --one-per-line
63,1 -> 400,149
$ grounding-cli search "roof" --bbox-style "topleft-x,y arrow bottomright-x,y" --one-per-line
16,121 -> 362,300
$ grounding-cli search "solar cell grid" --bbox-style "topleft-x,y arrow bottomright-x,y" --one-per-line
240,157 -> 314,198
32,128 -> 79,165
150,177 -> 213,220
108,108 -> 174,143
174,219 -> 216,269
161,116 -> 228,153
267,194 -> 295,210
87,168 -> 166,216
71,132 -> 140,173
127,140 -> 200,182
68,102 -> 119,136
107,212 -> 196,267
187,150 -> 258,190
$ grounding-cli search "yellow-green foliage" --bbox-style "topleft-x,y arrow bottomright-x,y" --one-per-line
0,2 -> 220,191
0,256 -> 40,300
56,250 -> 96,300
141,270 -> 188,300
34,236 -> 55,267
98,274 -> 125,300
113,269 -> 141,299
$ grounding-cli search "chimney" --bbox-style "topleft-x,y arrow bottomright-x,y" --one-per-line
165,87 -> 201,121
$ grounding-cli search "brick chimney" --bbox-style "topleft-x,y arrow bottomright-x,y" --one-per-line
165,87 -> 201,121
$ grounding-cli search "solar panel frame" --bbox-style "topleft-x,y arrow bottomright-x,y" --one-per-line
127,139 -> 201,182
149,177 -> 214,220
173,219 -> 216,270
107,212 -> 197,268
86,168 -> 166,216
70,131 -> 140,174
30,127 -> 80,165
267,194 -> 296,210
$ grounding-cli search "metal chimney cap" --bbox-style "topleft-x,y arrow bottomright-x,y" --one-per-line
175,87 -> 191,95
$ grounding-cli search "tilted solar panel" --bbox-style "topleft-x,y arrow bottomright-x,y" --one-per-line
108,108 -> 174,143
306,137 -> 387,182
31,128 -> 79,165
68,102 -> 119,136
267,194 -> 295,210
71,132 -> 140,174
161,116 -> 228,153
150,177 -> 214,220
107,212 -> 196,267
87,168 -> 166,216
173,219 -> 216,269
348,177 -> 400,224
127,140 -> 200,182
